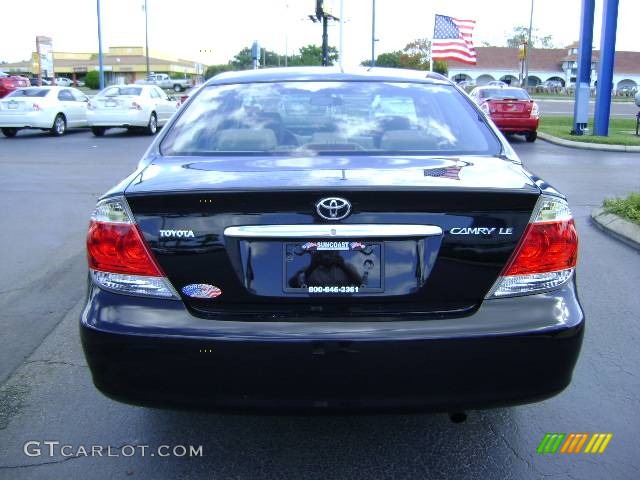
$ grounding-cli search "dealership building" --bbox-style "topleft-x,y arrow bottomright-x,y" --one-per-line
448,44 -> 640,90
1,46 -> 205,85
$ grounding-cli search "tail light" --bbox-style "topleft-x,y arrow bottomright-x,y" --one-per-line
531,101 -> 539,117
487,195 -> 578,298
87,197 -> 178,299
130,101 -> 142,110
480,102 -> 490,114
87,102 -> 96,110
32,103 -> 41,111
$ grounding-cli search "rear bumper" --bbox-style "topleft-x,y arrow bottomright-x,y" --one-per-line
87,110 -> 149,128
0,112 -> 54,129
81,281 -> 584,412
491,116 -> 539,133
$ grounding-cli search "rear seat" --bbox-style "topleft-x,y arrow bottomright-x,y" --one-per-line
380,130 -> 440,150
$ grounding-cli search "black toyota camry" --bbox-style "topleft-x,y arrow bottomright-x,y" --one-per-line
81,67 -> 584,411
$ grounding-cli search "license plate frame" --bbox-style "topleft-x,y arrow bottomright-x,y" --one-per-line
282,240 -> 384,294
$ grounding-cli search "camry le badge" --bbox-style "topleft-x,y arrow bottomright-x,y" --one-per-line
316,197 -> 351,221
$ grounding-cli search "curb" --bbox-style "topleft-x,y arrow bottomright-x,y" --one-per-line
591,208 -> 640,251
538,132 -> 640,153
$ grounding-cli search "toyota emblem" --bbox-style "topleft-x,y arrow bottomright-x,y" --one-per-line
316,197 -> 351,221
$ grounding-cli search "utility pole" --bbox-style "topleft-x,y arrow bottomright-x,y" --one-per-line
339,0 -> 344,69
97,0 -> 105,89
309,0 -> 339,66
371,0 -> 376,66
144,0 -> 150,78
524,0 -> 534,89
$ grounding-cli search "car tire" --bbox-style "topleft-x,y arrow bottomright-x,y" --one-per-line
91,127 -> 106,137
173,84 -> 183,92
525,131 -> 537,143
50,114 -> 66,136
1,127 -> 18,138
146,113 -> 158,135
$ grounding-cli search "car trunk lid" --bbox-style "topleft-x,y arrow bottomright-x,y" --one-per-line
125,155 -> 540,319
487,99 -> 533,118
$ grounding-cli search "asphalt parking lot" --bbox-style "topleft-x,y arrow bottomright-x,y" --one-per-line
0,129 -> 639,479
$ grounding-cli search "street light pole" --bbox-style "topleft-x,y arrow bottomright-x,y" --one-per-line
97,0 -> 105,89
524,0 -> 534,89
371,0 -> 376,66
144,0 -> 150,78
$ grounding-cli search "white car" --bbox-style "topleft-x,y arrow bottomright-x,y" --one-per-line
55,77 -> 73,87
0,86 -> 89,137
87,84 -> 178,136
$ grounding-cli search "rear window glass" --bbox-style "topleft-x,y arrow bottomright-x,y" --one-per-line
160,81 -> 501,156
99,86 -> 143,97
480,89 -> 530,100
6,88 -> 49,98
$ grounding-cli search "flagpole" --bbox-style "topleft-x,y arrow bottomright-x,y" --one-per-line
430,14 -> 436,72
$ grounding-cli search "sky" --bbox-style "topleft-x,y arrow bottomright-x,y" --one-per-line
0,0 -> 638,67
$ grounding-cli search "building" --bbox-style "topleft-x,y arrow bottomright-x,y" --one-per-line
1,46 -> 205,84
448,44 -> 640,91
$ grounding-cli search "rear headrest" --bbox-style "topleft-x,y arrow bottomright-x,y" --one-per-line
215,129 -> 277,151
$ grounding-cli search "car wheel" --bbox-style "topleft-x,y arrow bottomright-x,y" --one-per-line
525,131 -> 537,143
1,127 -> 18,138
146,113 -> 158,135
50,114 -> 66,136
91,127 -> 106,137
173,84 -> 182,92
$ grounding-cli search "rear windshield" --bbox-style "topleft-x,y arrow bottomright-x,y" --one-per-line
480,89 -> 530,101
99,86 -> 143,97
160,81 -> 501,156
6,88 -> 49,98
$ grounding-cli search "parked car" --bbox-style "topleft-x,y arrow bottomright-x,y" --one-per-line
0,74 -> 30,98
0,86 -> 89,137
456,80 -> 475,89
54,77 -> 73,87
469,86 -> 539,142
81,67 -> 583,412
135,73 -> 193,92
542,80 -> 563,89
87,84 -> 179,136
487,80 -> 507,87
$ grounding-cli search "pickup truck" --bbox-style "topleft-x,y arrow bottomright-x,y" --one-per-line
135,73 -> 193,92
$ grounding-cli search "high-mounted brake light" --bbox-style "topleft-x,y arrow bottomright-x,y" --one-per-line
487,195 -> 578,298
86,197 -> 178,299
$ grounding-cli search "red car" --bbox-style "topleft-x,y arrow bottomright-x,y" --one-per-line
469,86 -> 539,142
0,73 -> 30,98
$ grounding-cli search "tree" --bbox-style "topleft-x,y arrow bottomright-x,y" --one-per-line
205,64 -> 234,79
289,45 -> 338,66
506,26 -> 555,48
85,70 -> 100,90
359,38 -> 447,74
231,47 -> 254,69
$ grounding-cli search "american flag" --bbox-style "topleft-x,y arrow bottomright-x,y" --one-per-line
432,14 -> 477,65
424,166 -> 462,180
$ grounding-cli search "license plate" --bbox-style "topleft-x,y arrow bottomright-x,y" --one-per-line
105,100 -> 117,107
7,102 -> 17,109
283,241 -> 384,294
